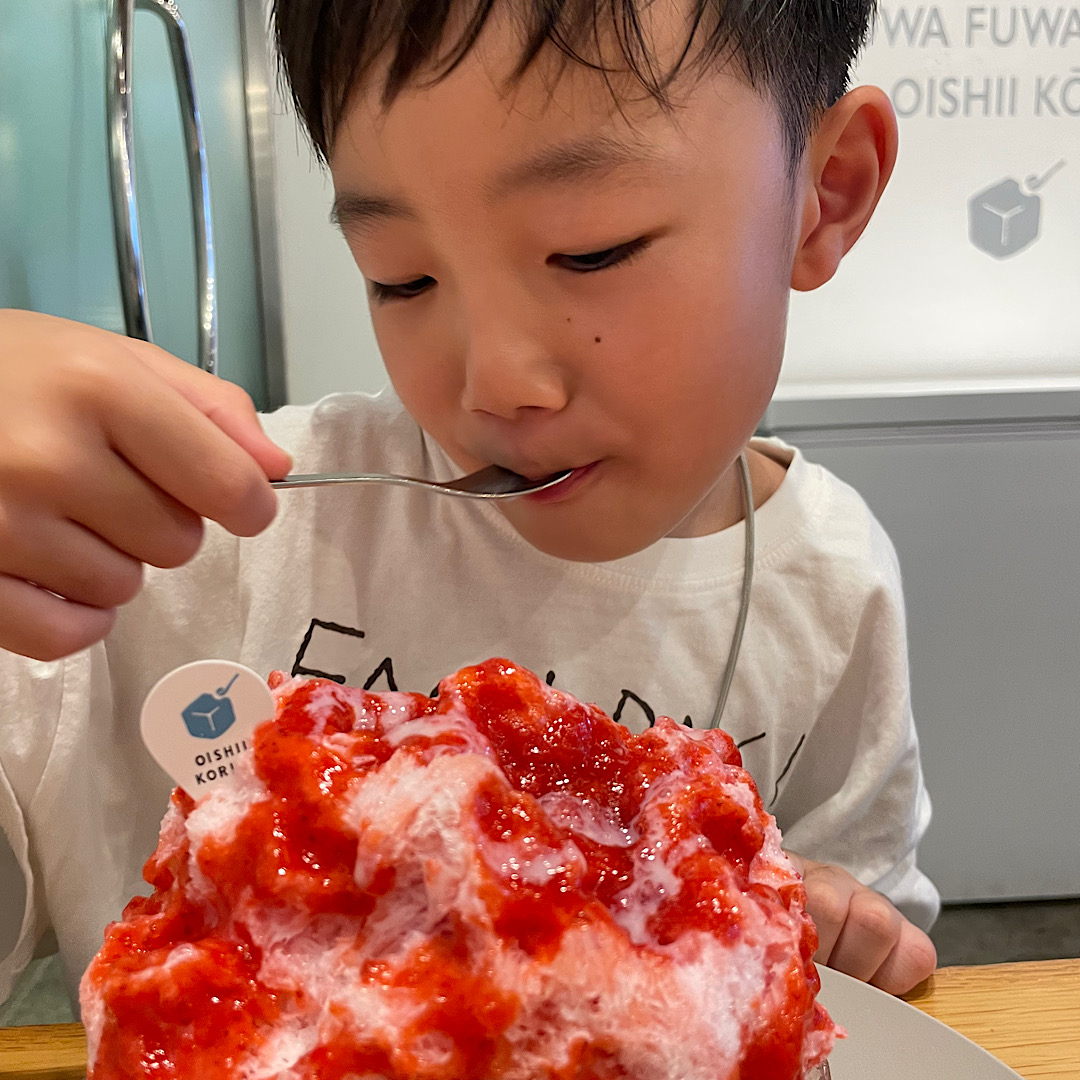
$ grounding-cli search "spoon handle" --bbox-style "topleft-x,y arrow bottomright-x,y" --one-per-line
269,466 -> 572,499
272,473 -> 443,492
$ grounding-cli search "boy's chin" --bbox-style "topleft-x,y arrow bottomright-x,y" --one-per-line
499,509 -> 667,564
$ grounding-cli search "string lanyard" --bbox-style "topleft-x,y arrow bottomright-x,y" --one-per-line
707,451 -> 754,730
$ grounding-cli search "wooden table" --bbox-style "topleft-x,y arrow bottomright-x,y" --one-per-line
1,959 -> 1077,1079
902,958 -> 1080,1079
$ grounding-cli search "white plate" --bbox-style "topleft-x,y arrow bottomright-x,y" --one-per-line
817,966 -> 1023,1079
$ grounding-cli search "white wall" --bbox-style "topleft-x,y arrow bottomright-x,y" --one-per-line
267,78 -> 388,404
783,0 -> 1079,398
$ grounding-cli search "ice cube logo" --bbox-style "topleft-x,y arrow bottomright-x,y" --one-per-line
181,673 -> 240,739
969,160 -> 1065,259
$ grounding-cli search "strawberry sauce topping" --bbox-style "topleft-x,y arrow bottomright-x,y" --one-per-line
82,660 -> 836,1079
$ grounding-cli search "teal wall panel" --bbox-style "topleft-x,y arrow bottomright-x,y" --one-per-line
0,0 -> 269,407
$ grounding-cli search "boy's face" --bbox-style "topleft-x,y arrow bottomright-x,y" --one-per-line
329,20 -> 798,561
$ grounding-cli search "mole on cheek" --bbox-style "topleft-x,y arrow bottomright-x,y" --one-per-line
594,336 -> 601,343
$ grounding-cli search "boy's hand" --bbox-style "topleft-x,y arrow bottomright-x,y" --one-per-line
787,852 -> 937,995
0,310 -> 292,662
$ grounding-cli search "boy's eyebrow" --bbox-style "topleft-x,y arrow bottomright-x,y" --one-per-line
331,134 -> 663,231
331,193 -> 416,231
486,133 -> 665,197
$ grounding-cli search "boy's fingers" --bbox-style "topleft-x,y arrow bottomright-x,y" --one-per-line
132,343 -> 293,479
9,313 -> 289,479
798,858 -> 934,996
0,573 -> 116,662
870,921 -> 938,995
802,869 -> 852,962
98,362 -> 280,537
826,889 -> 902,983
65,450 -> 206,569
0,511 -> 144,610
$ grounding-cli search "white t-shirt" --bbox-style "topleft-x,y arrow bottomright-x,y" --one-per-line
0,390 -> 939,1007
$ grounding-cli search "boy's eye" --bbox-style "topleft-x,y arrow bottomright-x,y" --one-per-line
369,275 -> 435,302
549,237 -> 650,273
367,237 -> 649,302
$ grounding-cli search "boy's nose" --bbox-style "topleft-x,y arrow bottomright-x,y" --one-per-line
458,299 -> 570,420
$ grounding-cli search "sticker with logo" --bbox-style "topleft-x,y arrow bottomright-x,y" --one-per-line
141,661 -> 276,796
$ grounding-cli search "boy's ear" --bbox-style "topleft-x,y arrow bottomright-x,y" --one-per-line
791,86 -> 898,292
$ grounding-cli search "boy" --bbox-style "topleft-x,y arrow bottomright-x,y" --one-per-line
0,0 -> 939,1014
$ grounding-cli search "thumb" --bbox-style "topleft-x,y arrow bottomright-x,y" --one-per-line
129,341 -> 292,479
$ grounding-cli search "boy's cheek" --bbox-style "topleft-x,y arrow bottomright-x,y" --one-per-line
377,347 -> 460,438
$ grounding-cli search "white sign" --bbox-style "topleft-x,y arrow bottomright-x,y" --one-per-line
782,0 -> 1079,398
140,660 -> 276,797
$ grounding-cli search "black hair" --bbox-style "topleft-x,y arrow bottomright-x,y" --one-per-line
273,0 -> 876,165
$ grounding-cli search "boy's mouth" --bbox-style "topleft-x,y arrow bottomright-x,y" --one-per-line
520,461 -> 600,503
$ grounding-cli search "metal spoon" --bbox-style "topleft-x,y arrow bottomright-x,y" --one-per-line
270,464 -> 573,499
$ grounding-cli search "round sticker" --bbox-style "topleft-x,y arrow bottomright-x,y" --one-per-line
140,660 -> 276,797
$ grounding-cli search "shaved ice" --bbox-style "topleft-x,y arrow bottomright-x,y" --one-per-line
81,659 -> 837,1079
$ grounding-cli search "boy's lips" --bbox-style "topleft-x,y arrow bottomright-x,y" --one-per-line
520,461 -> 600,503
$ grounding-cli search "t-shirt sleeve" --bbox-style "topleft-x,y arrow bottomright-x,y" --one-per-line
0,767 -> 37,1007
771,530 -> 941,932
0,653 -> 65,1005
